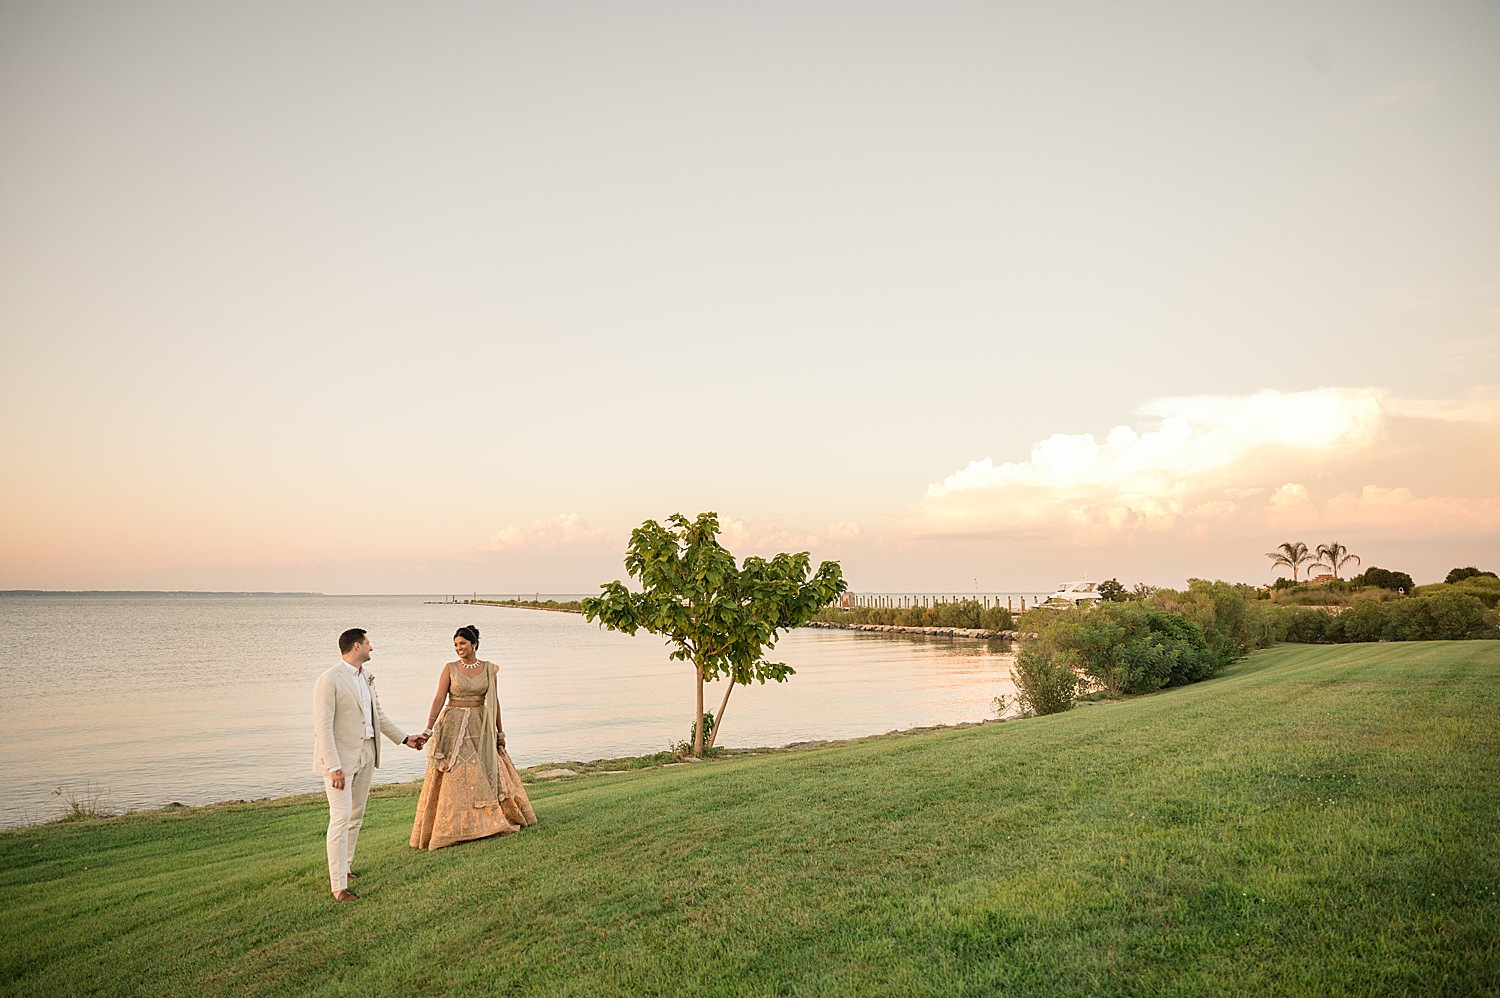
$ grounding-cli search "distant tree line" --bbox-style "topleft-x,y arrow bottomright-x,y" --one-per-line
813,599 -> 1014,632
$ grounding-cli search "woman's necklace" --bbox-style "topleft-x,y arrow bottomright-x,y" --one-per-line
458,658 -> 482,670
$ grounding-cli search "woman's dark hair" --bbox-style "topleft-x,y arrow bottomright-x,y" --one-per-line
454,625 -> 480,648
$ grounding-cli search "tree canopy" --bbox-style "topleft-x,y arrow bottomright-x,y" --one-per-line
581,512 -> 846,757
1446,566 -> 1497,585
1358,566 -> 1414,593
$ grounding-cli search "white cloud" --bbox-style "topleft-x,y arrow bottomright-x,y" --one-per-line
927,388 -> 1386,503
1311,486 -> 1499,532
919,386 -> 1500,543
485,513 -> 607,550
1268,483 -> 1310,508
1385,390 -> 1500,423
720,517 -> 824,553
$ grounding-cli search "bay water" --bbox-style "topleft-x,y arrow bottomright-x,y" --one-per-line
0,593 -> 1017,827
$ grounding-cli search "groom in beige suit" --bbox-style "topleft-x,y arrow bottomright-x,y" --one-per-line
313,628 -> 426,902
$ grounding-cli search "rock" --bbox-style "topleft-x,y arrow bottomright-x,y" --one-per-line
533,768 -> 578,779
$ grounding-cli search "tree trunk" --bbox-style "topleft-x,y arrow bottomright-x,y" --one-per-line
707,679 -> 735,749
693,662 -> 705,757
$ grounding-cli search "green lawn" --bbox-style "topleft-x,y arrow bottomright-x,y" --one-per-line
3,642 -> 1498,997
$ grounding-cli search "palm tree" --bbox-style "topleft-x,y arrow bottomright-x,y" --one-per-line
1266,541 -> 1311,582
1311,541 -> 1360,580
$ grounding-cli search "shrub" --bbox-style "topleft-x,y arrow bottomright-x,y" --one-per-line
1145,579 -> 1259,663
1445,566 -> 1497,585
1415,576 -> 1500,609
1273,606 -> 1333,643
1276,590 -> 1493,643
816,600 -> 1013,631
671,713 -> 717,758
1383,590 -> 1489,640
1271,587 -> 1352,606
1356,567 -> 1415,593
1039,601 -> 1221,695
1010,640 -> 1081,716
1456,575 -> 1500,609
1325,597 -> 1386,643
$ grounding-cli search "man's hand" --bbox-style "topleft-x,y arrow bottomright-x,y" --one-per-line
405,734 -> 427,749
330,769 -> 346,790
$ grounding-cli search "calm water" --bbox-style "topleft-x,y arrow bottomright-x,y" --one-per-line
0,593 -> 1016,827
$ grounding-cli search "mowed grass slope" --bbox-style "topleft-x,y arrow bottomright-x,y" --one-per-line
2,642 -> 1497,997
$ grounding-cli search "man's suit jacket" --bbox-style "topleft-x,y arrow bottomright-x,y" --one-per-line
312,663 -> 408,775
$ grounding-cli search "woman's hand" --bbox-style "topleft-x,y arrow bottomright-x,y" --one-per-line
496,731 -> 507,750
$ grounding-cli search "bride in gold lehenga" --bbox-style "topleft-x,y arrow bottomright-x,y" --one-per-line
410,625 -> 536,850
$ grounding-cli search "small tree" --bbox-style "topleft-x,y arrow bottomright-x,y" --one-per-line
1360,566 -> 1415,593
1312,541 -> 1360,580
582,512 -> 846,758
1097,578 -> 1128,602
1266,541 -> 1311,582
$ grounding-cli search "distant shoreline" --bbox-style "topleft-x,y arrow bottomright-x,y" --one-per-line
426,598 -> 584,614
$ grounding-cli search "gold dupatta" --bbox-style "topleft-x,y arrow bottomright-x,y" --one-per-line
474,660 -> 504,807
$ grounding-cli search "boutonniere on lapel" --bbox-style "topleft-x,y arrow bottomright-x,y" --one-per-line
365,672 -> 376,688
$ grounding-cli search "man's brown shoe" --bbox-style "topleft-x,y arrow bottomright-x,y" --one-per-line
333,889 -> 358,903
346,871 -> 359,878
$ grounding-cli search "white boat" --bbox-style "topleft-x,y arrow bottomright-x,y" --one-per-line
1039,579 -> 1103,608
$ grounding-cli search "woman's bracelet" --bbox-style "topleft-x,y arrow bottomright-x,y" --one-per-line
422,727 -> 434,737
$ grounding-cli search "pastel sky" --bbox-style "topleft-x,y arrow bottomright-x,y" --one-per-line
2,2 -> 1497,594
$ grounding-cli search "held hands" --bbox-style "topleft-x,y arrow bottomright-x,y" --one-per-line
404,733 -> 428,750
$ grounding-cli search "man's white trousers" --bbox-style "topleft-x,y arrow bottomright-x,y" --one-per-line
324,737 -> 375,893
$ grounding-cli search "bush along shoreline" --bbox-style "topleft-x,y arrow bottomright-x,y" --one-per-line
462,598 -> 584,613
813,599 -> 1013,633
1009,576 -> 1500,716
803,620 -> 1022,640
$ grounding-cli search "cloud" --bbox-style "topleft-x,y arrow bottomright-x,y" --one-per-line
1311,486 -> 1500,533
1385,390 -> 1500,423
484,513 -> 607,551
920,387 -> 1500,543
720,518 -> 822,553
926,388 -> 1385,509
1268,482 -> 1311,508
